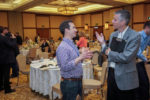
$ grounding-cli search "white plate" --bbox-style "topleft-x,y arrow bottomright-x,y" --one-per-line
31,60 -> 39,64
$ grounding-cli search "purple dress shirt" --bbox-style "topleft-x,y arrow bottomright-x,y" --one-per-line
56,38 -> 83,78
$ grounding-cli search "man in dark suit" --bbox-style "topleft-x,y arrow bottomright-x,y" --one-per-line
0,27 -> 16,93
40,39 -> 51,52
16,32 -> 22,45
6,31 -> 19,78
96,10 -> 141,100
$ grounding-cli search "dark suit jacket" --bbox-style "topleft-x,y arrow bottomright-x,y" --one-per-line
16,35 -> 22,45
0,34 -> 17,64
41,42 -> 51,52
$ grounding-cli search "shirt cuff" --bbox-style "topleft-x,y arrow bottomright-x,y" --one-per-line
102,43 -> 106,50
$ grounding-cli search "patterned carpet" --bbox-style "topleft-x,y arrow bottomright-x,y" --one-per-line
1,64 -> 150,100
0,65 -> 106,100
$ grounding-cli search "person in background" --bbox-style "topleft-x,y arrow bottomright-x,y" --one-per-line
49,37 -> 54,43
35,33 -> 40,43
40,39 -> 50,52
16,32 -> 22,45
136,21 -> 150,100
73,31 -> 79,43
56,20 -> 93,100
24,36 -> 29,43
0,27 -> 16,94
96,10 -> 140,100
58,37 -> 62,41
77,31 -> 88,49
6,31 -> 19,78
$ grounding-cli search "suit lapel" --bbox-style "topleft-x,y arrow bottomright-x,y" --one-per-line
122,27 -> 130,41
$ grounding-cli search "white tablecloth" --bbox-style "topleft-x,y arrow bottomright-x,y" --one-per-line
30,59 -> 93,99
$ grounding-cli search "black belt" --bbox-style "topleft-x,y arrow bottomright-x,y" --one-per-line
61,76 -> 82,81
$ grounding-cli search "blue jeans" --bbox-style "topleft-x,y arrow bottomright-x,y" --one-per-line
60,79 -> 82,100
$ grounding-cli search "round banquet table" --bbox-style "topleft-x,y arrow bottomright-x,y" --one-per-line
30,59 -> 93,99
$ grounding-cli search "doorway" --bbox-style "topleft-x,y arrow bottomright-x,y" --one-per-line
37,28 -> 49,40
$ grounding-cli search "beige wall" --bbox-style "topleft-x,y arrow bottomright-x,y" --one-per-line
1,3 -> 150,41
146,4 -> 150,21
37,16 -> 49,28
8,12 -> 23,37
91,13 -> 102,26
133,4 -> 145,23
133,24 -> 144,32
83,14 -> 91,26
72,15 -> 83,27
50,29 -> 62,41
23,13 -> 36,28
50,16 -> 69,28
0,12 -> 8,27
103,10 -> 110,40
49,16 -> 69,41
24,29 -> 36,41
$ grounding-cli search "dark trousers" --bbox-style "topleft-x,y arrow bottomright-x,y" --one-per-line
107,68 -> 137,100
0,64 -> 11,91
60,79 -> 82,100
10,60 -> 19,76
136,61 -> 149,100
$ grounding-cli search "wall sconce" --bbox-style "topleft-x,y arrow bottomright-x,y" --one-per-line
84,24 -> 89,31
104,22 -> 109,30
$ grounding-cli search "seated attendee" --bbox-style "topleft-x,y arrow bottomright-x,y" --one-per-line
40,39 -> 51,52
35,33 -> 40,43
77,32 -> 88,48
24,36 -> 29,44
49,37 -> 54,43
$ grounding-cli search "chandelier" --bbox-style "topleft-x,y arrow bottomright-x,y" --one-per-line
58,6 -> 78,15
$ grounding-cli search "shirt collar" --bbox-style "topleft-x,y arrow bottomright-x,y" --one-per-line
63,38 -> 74,44
140,30 -> 147,39
119,26 -> 129,36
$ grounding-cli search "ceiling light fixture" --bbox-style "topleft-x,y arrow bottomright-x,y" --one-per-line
57,0 -> 78,15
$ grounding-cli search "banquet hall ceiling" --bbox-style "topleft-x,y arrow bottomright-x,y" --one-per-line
0,0 -> 149,15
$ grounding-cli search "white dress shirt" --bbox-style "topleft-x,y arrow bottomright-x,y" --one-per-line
105,26 -> 129,68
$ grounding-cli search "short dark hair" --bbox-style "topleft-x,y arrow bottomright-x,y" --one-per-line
143,21 -> 150,29
115,10 -> 130,25
59,20 -> 73,36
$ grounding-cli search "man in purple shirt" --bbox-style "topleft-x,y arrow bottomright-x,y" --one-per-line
56,20 -> 93,100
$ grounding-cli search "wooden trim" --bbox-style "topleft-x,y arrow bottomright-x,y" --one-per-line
131,4 -> 133,29
50,27 -> 60,29
102,12 -> 104,33
37,28 -> 50,29
23,27 -> 36,29
49,15 -> 51,38
36,14 -> 51,16
7,11 -> 9,30
133,22 -> 145,24
35,14 -> 37,30
21,12 -> 24,40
